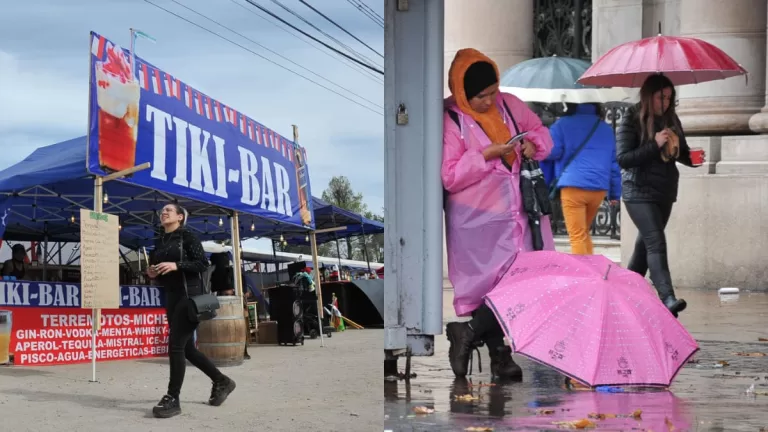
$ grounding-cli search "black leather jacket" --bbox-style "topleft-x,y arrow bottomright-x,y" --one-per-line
615,105 -> 694,203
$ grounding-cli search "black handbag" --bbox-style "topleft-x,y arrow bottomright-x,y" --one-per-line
179,237 -> 220,323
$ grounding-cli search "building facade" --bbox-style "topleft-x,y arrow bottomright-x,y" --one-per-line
444,0 -> 768,290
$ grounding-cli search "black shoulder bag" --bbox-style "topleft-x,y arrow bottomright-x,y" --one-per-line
548,119 -> 601,200
179,236 -> 220,323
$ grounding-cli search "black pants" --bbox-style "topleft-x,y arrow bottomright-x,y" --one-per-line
166,296 -> 223,399
469,304 -> 505,348
624,201 -> 676,299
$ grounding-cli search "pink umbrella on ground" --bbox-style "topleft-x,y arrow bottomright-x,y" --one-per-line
484,251 -> 698,387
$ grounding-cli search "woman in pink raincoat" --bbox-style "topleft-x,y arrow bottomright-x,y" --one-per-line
443,48 -> 555,381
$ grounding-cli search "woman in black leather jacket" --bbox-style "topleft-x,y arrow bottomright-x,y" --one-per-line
615,74 -> 706,318
147,203 -> 236,418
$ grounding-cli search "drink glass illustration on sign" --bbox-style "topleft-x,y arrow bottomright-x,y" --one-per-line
95,43 -> 140,172
0,310 -> 11,364
294,148 -> 312,226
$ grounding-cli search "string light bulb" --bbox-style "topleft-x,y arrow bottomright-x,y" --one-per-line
70,213 -> 75,223
250,222 -> 255,231
218,217 -> 223,227
282,240 -> 287,247
305,235 -> 309,242
279,233 -> 284,242
102,193 -> 109,204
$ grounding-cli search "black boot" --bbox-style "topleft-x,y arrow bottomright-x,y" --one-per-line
487,337 -> 522,381
647,253 -> 686,317
152,394 -> 181,418
445,322 -> 477,378
209,376 -> 236,406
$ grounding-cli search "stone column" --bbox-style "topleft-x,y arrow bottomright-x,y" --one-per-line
750,6 -> 768,133
443,0 -> 533,95
675,0 -> 766,135
592,0 -> 644,61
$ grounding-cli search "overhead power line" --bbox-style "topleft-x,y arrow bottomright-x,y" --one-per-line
267,0 -> 381,72
166,0 -> 382,110
141,0 -> 383,115
347,0 -> 384,28
243,0 -> 383,75
227,0 -> 383,85
298,0 -> 383,59
359,0 -> 385,23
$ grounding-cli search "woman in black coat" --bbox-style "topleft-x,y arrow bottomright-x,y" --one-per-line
615,74 -> 706,318
147,203 -> 236,418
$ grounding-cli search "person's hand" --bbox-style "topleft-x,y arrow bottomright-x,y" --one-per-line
482,142 -> 515,161
655,130 -> 669,148
609,200 -> 619,206
146,266 -> 158,279
520,140 -> 536,159
154,262 -> 178,275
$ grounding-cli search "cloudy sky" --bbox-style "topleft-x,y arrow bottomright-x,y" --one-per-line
0,0 -> 384,220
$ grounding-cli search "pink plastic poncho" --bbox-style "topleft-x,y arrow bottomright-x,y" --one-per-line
443,92 -> 555,317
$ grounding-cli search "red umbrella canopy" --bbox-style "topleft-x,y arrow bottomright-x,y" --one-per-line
578,35 -> 747,87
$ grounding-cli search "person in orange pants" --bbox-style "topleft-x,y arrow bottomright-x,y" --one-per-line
560,188 -> 608,255
546,103 -> 621,255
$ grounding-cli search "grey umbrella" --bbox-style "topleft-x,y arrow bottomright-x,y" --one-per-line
500,56 -> 630,105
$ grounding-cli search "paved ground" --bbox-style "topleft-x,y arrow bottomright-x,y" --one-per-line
0,329 -> 383,432
385,288 -> 768,431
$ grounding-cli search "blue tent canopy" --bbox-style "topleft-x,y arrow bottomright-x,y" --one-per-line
0,137 -> 382,248
277,196 -> 384,245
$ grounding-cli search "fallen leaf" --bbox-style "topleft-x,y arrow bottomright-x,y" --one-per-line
733,352 -> 767,357
717,360 -> 730,366
665,416 -> 675,431
587,412 -> 617,420
454,394 -> 479,402
412,406 -> 434,415
759,338 -> 768,342
631,410 -> 643,420
465,427 -> 493,432
537,408 -> 555,415
552,419 -> 597,429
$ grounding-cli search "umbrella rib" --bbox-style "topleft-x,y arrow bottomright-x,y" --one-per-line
590,279 -> 610,385
621,289 -> 668,384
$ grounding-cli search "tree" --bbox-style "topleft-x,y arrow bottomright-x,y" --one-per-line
355,210 -> 384,264
321,176 -> 368,260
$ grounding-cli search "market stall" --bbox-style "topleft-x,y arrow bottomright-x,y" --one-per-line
0,30 -> 322,370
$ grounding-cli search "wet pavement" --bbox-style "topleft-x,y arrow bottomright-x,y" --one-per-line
385,289 -> 768,431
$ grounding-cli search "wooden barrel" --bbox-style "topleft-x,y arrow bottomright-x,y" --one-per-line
197,296 -> 247,367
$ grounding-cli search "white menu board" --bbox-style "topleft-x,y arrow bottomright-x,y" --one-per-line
80,209 -> 120,309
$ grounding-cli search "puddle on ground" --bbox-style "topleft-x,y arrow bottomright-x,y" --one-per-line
385,289 -> 768,431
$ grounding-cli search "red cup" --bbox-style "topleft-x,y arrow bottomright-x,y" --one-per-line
689,147 -> 705,166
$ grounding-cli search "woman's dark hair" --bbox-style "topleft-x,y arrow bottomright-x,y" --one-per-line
167,203 -> 188,227
638,74 -> 676,143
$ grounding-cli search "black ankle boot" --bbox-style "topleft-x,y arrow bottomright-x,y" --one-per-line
487,338 -> 522,381
647,252 -> 686,318
445,322 -> 476,378
152,394 -> 181,418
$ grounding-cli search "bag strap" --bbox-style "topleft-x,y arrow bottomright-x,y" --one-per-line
552,118 -> 601,186
179,236 -> 189,297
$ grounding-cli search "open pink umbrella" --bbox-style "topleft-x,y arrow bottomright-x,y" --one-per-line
484,251 -> 698,387
577,34 -> 747,87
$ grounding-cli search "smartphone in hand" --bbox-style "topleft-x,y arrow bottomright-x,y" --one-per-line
505,131 -> 529,146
